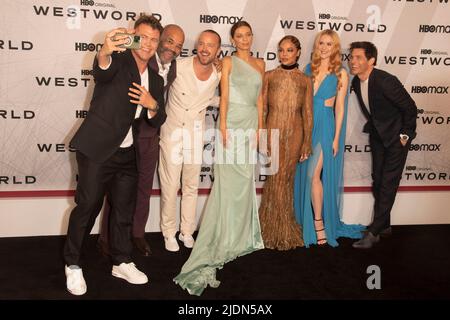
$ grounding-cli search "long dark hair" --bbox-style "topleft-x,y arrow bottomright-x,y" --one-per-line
230,21 -> 252,38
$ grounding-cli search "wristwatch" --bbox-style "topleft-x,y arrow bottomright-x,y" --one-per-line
148,103 -> 159,112
399,134 -> 409,141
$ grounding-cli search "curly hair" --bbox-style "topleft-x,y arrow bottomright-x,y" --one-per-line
310,29 -> 343,89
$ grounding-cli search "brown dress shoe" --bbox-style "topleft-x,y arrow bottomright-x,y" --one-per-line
97,239 -> 111,257
133,237 -> 152,256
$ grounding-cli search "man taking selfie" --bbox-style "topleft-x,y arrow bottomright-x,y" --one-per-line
63,14 -> 165,295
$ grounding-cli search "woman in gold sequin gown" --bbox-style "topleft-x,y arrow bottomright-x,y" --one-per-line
258,36 -> 313,250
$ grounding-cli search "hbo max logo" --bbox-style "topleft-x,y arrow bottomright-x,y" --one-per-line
419,24 -> 450,33
199,15 -> 242,24
319,13 -> 331,19
75,42 -> 102,52
80,0 -> 94,6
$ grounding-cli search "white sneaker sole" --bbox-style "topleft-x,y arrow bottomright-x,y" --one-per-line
164,238 -> 180,252
165,244 -> 180,252
178,234 -> 194,248
67,286 -> 87,296
111,271 -> 148,284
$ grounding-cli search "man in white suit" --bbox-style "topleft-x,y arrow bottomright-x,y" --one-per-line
159,30 -> 222,252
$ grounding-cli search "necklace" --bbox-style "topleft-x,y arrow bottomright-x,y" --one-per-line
281,63 -> 298,70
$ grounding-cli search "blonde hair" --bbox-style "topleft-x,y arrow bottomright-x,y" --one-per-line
311,29 -> 343,89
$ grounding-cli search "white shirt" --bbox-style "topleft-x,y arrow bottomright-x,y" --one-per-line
360,78 -> 370,114
99,56 -> 150,148
120,68 -> 149,148
195,72 -> 216,94
156,53 -> 172,86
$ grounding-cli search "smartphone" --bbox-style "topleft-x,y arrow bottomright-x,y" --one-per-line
114,33 -> 141,50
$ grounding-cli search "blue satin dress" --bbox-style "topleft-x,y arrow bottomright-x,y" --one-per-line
294,64 -> 364,247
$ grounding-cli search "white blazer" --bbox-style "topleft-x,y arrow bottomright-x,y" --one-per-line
160,56 -> 220,152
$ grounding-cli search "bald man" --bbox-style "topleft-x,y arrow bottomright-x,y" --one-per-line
99,24 -> 185,257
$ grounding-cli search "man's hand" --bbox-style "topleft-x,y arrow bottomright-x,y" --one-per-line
213,58 -> 223,72
400,138 -> 408,147
128,82 -> 158,116
99,28 -> 134,57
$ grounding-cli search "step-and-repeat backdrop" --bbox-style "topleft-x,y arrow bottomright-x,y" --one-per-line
1,0 -> 449,195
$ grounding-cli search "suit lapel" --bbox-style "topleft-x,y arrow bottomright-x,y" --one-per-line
167,60 -> 177,89
186,56 -> 200,97
368,69 -> 376,115
125,50 -> 140,85
352,76 -> 370,120
147,68 -> 157,103
148,55 -> 158,74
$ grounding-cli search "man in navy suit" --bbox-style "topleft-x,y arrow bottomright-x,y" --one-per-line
349,41 -> 417,249
63,15 -> 165,295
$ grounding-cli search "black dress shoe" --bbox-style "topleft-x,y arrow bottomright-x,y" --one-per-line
363,227 -> 392,238
352,232 -> 380,249
97,239 -> 111,257
379,227 -> 392,238
133,237 -> 152,256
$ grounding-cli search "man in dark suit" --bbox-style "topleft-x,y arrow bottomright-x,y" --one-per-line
63,15 -> 165,295
349,41 -> 417,249
98,24 -> 185,257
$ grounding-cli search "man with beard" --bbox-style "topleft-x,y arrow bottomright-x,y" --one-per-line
159,30 -> 222,252
98,24 -> 185,257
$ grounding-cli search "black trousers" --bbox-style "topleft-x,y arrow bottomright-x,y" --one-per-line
368,134 -> 410,235
100,128 -> 160,242
64,147 -> 138,266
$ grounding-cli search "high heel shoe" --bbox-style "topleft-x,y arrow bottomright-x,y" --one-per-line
313,218 -> 327,246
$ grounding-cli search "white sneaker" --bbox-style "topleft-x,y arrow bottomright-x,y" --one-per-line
178,233 -> 195,248
112,262 -> 148,284
65,265 -> 87,296
164,236 -> 179,252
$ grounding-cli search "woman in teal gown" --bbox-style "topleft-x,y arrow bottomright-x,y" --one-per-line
294,30 -> 364,248
174,21 -> 265,296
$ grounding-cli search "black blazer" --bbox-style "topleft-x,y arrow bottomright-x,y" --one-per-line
148,54 -> 177,93
351,68 -> 417,147
71,50 -> 165,163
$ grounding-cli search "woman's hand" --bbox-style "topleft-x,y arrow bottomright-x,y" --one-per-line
219,123 -> 227,147
299,152 -> 310,162
332,139 -> 339,157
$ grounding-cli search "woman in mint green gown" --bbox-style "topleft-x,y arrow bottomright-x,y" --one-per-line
294,30 -> 364,247
174,21 -> 265,296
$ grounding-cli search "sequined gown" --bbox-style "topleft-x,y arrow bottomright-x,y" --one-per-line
258,66 -> 313,250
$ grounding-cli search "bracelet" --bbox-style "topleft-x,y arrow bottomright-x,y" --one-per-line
148,103 -> 159,112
